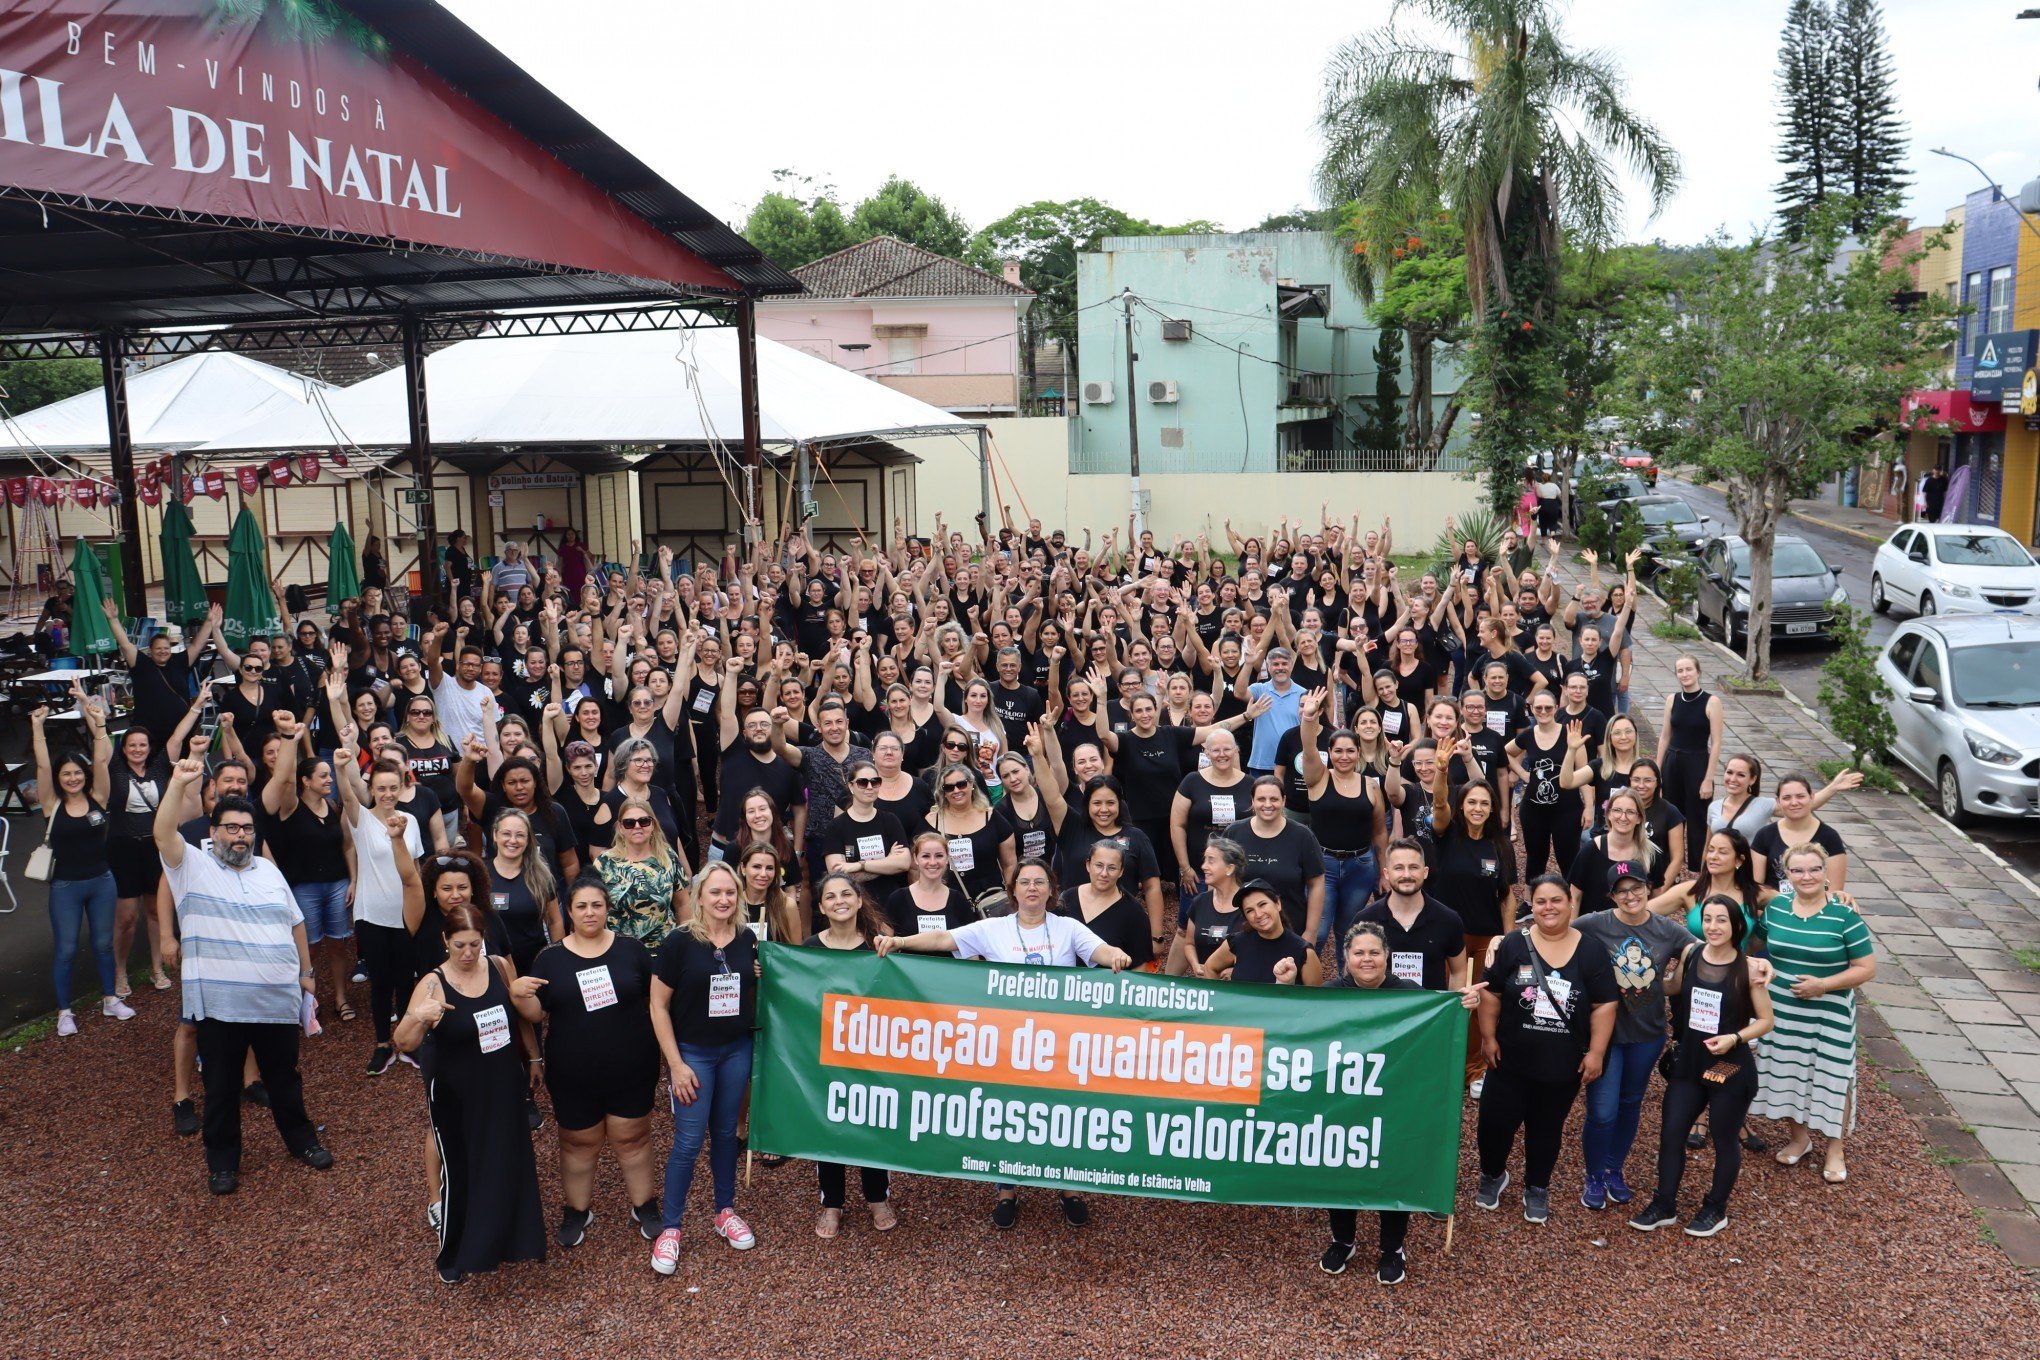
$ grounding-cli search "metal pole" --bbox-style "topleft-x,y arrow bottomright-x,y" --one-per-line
401,313 -> 438,612
976,426 -> 992,527
736,298 -> 766,547
1121,288 -> 1144,536
99,332 -> 147,619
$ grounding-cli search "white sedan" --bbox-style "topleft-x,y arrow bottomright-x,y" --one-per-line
1871,523 -> 2040,618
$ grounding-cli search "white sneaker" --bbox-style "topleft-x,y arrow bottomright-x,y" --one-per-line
651,1228 -> 682,1275
426,1202 -> 443,1234
102,996 -> 136,1021
1469,1078 -> 1484,1100
56,1010 -> 78,1036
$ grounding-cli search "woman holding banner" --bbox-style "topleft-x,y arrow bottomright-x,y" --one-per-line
1194,880 -> 1318,986
875,857 -> 1132,1229
804,871 -> 898,1238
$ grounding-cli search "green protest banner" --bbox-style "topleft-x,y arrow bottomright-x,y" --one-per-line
751,945 -> 1466,1213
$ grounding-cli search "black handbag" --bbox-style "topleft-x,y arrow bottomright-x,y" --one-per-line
1657,943 -> 1700,1080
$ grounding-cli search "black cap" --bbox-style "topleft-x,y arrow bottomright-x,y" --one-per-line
1607,862 -> 1648,891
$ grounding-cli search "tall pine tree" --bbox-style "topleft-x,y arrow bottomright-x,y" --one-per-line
1830,0 -> 1908,231
1774,0 -> 1838,241
1362,328 -> 1405,447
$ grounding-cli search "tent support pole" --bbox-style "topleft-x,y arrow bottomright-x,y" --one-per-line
976,426 -> 992,529
402,312 -> 438,609
99,331 -> 147,619
736,297 -> 765,548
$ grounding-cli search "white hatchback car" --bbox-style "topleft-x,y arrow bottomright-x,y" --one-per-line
1871,523 -> 2040,618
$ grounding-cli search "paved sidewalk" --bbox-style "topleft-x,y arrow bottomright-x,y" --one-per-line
1619,586 -> 2040,1266
1699,480 -> 1897,547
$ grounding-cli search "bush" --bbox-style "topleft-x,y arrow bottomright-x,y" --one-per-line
1654,558 -> 1702,618
1817,603 -> 1896,767
1816,756 -> 1903,794
1429,507 -> 1508,577
1650,616 -> 1703,641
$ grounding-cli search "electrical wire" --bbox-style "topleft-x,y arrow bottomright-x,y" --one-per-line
836,294 -> 1121,375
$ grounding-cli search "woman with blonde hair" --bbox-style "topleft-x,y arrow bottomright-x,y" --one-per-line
925,759 -> 1015,904
594,796 -> 689,952
486,807 -> 561,975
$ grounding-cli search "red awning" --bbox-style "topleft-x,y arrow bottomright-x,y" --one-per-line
1903,389 -> 2005,433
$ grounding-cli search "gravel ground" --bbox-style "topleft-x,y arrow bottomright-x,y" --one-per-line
5,984 -> 2035,1360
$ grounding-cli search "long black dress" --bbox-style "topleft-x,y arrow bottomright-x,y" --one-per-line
427,963 -> 546,1278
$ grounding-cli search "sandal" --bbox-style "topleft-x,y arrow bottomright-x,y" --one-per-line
335,999 -> 357,1022
151,972 -> 173,991
1740,1127 -> 1769,1153
1774,1137 -> 1813,1167
870,1200 -> 897,1232
815,1207 -> 841,1240
1822,1158 -> 1848,1184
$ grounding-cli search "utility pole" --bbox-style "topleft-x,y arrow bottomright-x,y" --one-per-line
1121,287 -> 1145,536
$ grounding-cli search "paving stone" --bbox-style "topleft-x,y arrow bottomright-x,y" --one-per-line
1960,1024 -> 2039,1055
1934,927 -> 2013,951
1918,1058 -> 2014,1095
1876,1004 -> 1961,1036
1991,1053 -> 2040,1083
1974,1125 -> 2040,1165
1950,1161 -> 2030,1213
1946,1091 -> 2040,1130
1907,954 -> 1980,977
1940,999 -> 2023,1027
1979,1211 -> 2040,1269
1920,1115 -> 1991,1159
1971,968 -> 2040,994
2001,1160 -> 2040,1203
1919,976 -> 1997,1001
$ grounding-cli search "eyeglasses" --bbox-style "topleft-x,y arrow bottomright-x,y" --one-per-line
942,780 -> 971,793
850,776 -> 880,788
630,697 -> 653,707
619,817 -> 653,830
216,823 -> 255,834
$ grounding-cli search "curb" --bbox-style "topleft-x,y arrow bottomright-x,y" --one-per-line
1692,479 -> 1890,548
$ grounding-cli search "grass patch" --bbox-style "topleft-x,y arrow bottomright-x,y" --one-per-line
1388,552 -> 1437,580
1650,616 -> 1703,641
2013,948 -> 2040,974
1927,1146 -> 1969,1167
1817,757 -> 1905,794
1719,672 -> 1782,695
1975,1209 -> 1999,1247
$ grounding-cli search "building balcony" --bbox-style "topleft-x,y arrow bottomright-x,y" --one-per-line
872,372 -> 1019,414
1285,371 -> 1332,406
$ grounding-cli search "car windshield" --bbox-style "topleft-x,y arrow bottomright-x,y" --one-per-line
1604,477 -> 1647,499
1730,543 -> 1827,579
1638,501 -> 1697,526
1950,640 -> 2040,707
1934,534 -> 2035,568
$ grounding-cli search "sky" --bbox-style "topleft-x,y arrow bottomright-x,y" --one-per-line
441,0 -> 2038,247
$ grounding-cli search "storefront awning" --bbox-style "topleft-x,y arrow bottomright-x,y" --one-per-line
1903,389 -> 2005,434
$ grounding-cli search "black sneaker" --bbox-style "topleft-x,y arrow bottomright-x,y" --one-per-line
367,1044 -> 396,1076
526,1097 -> 544,1132
557,1205 -> 594,1248
1522,1185 -> 1550,1224
208,1170 -> 238,1196
1627,1200 -> 1679,1232
172,1099 -> 199,1137
1318,1241 -> 1355,1275
1684,1206 -> 1729,1238
632,1199 -> 662,1241
293,1143 -> 334,1171
241,1081 -> 270,1109
1058,1194 -> 1089,1226
1474,1170 -> 1509,1211
437,1265 -> 464,1286
1739,1128 -> 1769,1153
351,962 -> 368,985
1375,1249 -> 1407,1286
991,1197 -> 1019,1229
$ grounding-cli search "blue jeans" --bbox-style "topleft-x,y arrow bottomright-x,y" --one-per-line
662,1036 -> 754,1230
50,871 -> 118,1009
291,880 -> 352,944
1581,1034 -> 1666,1180
1314,849 -> 1379,950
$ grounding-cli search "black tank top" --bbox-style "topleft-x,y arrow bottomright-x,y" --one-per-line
1667,689 -> 1713,754
994,792 -> 1057,866
1670,948 -> 1754,1078
49,798 -> 110,881
1310,774 -> 1376,853
1521,725 -> 1570,808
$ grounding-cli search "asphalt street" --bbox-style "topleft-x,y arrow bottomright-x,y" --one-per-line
1654,474 -> 2040,880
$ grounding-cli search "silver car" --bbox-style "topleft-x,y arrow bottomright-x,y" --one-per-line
1876,615 -> 2040,824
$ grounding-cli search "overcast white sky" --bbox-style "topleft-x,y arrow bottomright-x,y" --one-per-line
442,0 -> 2037,246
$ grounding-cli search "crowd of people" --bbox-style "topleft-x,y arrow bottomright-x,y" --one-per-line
41,506 -> 1877,1287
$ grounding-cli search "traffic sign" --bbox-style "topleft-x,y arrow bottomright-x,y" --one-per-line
403,488 -> 433,505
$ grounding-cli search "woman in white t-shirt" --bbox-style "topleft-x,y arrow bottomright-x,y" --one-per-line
337,738 -> 426,1077
875,858 -> 1131,1229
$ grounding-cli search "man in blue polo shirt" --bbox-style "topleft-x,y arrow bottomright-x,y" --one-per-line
1235,644 -> 1301,778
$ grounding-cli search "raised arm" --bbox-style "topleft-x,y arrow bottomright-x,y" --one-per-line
154,756 -> 207,870
103,596 -> 139,667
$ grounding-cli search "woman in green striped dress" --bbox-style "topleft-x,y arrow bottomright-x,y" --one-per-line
1750,843 -> 1877,1184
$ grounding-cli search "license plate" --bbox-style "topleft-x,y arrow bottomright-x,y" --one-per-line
1785,621 -> 1817,635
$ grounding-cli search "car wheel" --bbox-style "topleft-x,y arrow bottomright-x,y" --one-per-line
1920,591 -> 1936,617
1726,612 -> 1745,653
1870,575 -> 1888,614
1937,761 -> 1973,827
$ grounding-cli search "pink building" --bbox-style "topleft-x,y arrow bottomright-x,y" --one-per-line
758,237 -> 1033,417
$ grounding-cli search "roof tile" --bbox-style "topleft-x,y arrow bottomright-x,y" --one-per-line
792,237 -> 1031,299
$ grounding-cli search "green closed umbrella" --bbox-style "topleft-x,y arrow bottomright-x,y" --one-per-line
159,500 -> 209,628
66,538 -> 120,659
220,506 -> 282,651
328,520 -> 361,604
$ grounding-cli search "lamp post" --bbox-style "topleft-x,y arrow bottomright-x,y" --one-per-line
1930,147 -> 2040,246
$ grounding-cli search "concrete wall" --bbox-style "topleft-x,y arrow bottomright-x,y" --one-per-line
756,295 -> 1029,413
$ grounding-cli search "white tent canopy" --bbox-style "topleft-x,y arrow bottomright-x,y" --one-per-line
0,351 -> 330,456
196,327 -> 979,457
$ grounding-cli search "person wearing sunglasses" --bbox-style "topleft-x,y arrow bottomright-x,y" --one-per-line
820,759 -> 910,909
593,797 -> 690,953
395,696 -> 461,849
925,759 -> 1014,906
214,648 -> 291,755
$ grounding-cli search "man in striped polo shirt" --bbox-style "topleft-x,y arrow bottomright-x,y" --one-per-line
154,757 -> 334,1196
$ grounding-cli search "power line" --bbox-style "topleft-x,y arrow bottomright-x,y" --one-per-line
837,295 -> 1120,374
1132,297 -> 1384,380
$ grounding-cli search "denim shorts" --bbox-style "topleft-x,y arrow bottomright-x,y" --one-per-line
292,879 -> 353,944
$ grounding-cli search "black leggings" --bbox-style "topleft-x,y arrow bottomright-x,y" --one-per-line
356,921 -> 408,1045
669,761 -> 701,870
1477,1064 -> 1582,1189
1654,1065 -> 1756,1212
1327,1208 -> 1410,1254
1518,799 -> 1577,880
817,1162 -> 889,1209
1660,749 -> 1709,871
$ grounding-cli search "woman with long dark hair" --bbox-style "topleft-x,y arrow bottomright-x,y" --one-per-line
805,871 -> 898,1239
33,688 -> 130,1035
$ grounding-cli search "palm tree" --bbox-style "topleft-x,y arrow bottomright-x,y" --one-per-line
1318,0 -> 1680,324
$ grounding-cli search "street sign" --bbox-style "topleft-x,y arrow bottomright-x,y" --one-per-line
403,488 -> 433,505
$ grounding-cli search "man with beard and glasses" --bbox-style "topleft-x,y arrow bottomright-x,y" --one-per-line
708,706 -> 805,861
155,759 -> 333,1196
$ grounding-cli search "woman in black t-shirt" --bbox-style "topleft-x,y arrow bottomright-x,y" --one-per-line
1178,836 -> 1248,975
649,862 -> 760,1266
487,807 -> 562,975
884,832 -> 977,937
806,871 -> 899,1237
1055,840 -> 1155,970
266,746 -> 356,1022
529,877 -> 662,1246
1221,776 -> 1326,939
1196,881 -> 1318,985
1474,874 -> 1619,1222
821,759 -> 911,908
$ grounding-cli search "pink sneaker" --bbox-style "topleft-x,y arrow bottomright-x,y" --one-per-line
650,1228 -> 681,1275
714,1207 -> 755,1250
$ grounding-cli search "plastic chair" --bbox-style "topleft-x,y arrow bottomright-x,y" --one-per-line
0,819 -> 17,909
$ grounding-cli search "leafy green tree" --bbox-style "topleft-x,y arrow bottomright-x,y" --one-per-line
1361,327 -> 1405,447
1252,207 -> 1341,233
969,198 -> 1157,359
1351,211 -> 1469,456
1547,244 -> 1682,525
1829,0 -> 1908,231
0,350 -> 101,412
849,177 -> 971,260
1819,603 -> 1896,767
1316,0 -> 1679,502
742,170 -> 856,270
1616,200 -> 1954,678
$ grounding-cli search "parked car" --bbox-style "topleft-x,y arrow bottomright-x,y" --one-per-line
1614,447 -> 1658,486
1603,494 -> 1709,571
1693,534 -> 1847,648
1876,615 -> 2040,824
1569,468 -> 1651,522
1870,523 -> 2040,619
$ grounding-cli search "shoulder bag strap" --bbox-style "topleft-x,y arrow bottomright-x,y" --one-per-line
1524,927 -> 1587,1056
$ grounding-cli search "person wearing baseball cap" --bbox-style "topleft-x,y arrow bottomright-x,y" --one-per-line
1573,863 -> 1696,1210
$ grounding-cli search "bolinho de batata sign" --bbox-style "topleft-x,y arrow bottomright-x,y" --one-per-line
0,0 -> 736,292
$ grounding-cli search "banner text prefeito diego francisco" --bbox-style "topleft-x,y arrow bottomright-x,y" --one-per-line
751,946 -> 1466,1213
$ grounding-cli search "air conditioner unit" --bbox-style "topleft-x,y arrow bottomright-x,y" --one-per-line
1148,379 -> 1179,403
2020,177 -> 2040,215
1160,318 -> 1193,342
1082,380 -> 1114,405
